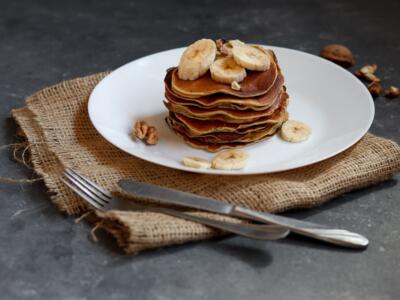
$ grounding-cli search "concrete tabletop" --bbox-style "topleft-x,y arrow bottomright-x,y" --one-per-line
1,0 -> 399,299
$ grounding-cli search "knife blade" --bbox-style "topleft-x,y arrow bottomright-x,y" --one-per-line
119,179 -> 235,214
119,179 -> 333,228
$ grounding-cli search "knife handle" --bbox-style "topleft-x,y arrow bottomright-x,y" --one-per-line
131,205 -> 290,241
232,206 -> 369,249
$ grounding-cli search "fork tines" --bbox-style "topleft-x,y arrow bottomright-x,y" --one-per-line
61,168 -> 111,211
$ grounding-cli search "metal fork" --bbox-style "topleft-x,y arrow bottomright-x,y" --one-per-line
61,168 -> 290,240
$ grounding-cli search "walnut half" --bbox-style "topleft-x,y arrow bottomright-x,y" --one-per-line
145,126 -> 158,145
133,121 -> 158,145
134,121 -> 148,139
320,44 -> 354,68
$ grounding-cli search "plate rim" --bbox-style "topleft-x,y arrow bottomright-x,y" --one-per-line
88,45 -> 375,175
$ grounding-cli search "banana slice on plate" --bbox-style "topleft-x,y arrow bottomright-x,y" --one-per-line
210,57 -> 247,84
183,157 -> 211,169
178,39 -> 217,80
281,120 -> 312,143
211,150 -> 249,170
232,44 -> 271,71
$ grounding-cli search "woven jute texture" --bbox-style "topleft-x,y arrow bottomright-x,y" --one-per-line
12,72 -> 400,254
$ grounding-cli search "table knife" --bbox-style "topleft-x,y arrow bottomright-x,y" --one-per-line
118,179 -> 369,249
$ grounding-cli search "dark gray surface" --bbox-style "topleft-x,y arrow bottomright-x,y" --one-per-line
1,0 -> 399,299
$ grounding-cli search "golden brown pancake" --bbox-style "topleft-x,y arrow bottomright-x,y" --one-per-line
164,91 -> 288,124
163,48 -> 289,152
169,96 -> 288,135
167,116 -> 283,143
170,58 -> 278,98
173,130 -> 277,152
169,113 -> 275,135
194,124 -> 282,144
164,70 -> 285,110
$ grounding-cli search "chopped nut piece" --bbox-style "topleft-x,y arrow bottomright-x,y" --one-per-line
133,121 -> 158,145
384,86 -> 400,98
134,121 -> 148,139
364,72 -> 380,82
215,38 -> 225,52
231,80 -> 241,90
145,126 -> 158,145
355,70 -> 363,78
355,64 -> 380,82
360,64 -> 377,75
320,44 -> 354,68
368,81 -> 382,97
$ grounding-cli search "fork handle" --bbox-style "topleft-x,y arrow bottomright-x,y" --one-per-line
232,206 -> 369,248
137,205 -> 289,240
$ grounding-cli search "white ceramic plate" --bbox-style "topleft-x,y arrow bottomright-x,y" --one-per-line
88,46 -> 374,175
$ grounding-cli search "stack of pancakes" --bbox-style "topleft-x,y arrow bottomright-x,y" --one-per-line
164,49 -> 289,152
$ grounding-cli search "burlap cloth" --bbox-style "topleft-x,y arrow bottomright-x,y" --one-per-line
11,72 -> 400,254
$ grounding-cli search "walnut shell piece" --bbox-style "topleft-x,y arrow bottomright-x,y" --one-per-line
384,86 -> 400,98
320,44 -> 354,68
368,81 -> 382,97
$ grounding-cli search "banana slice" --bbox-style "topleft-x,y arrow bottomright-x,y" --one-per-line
178,39 -> 217,80
232,44 -> 271,71
220,39 -> 245,57
210,57 -> 247,84
220,43 -> 233,57
183,156 -> 211,169
211,150 -> 249,170
281,120 -> 312,143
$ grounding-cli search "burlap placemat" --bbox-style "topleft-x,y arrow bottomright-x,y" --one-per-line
11,72 -> 400,254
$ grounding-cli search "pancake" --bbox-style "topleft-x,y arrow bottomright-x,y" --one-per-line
164,91 -> 288,124
174,130 -> 277,152
194,123 -> 282,144
167,113 -> 276,137
169,96 -> 288,135
167,116 -> 283,143
164,70 -> 284,110
171,55 -> 278,98
163,45 -> 289,152
169,113 -> 275,135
